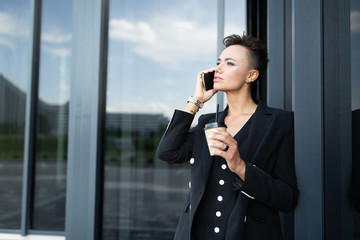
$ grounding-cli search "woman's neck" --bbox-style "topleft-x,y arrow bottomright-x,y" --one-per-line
226,91 -> 257,117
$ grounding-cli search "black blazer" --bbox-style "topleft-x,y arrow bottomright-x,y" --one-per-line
157,102 -> 298,240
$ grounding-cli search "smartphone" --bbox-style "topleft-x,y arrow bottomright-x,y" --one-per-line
202,71 -> 214,91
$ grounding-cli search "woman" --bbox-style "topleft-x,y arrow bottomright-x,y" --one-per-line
156,34 -> 298,240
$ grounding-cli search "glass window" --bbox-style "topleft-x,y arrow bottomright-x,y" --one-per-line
102,1 -> 218,239
351,1 -> 360,111
351,0 -> 360,238
31,0 -> 72,231
0,0 -> 31,229
224,0 -> 247,107
224,0 -> 247,37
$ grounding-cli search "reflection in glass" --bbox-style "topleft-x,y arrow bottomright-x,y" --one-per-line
0,0 -> 31,229
224,0 -> 247,107
351,0 -> 360,238
31,0 -> 72,231
102,1 -> 218,239
224,0 -> 247,37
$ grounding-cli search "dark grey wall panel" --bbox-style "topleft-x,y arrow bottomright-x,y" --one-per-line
292,0 -> 324,239
323,0 -> 352,239
267,0 -> 285,109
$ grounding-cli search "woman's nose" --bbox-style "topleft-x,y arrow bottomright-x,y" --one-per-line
215,64 -> 222,73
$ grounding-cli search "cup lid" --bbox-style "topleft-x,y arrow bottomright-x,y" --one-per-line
204,122 -> 227,130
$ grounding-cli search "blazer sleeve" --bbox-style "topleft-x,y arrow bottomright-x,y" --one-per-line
156,110 -> 195,164
235,113 -> 298,212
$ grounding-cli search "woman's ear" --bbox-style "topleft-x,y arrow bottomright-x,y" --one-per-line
246,70 -> 259,83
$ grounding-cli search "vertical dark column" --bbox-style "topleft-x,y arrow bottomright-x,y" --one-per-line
267,0 -> 285,109
284,0 -> 293,111
247,0 -> 267,103
293,0 -> 324,239
95,0 -> 109,239
323,0 -> 352,239
21,0 -> 42,235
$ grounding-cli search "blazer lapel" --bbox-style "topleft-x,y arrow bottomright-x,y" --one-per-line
245,102 -> 273,163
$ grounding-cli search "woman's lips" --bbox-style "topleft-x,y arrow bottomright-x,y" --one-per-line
214,76 -> 223,82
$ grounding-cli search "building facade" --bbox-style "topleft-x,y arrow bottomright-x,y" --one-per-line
0,0 -> 359,239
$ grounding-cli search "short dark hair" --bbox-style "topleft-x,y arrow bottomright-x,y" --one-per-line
223,34 -> 269,77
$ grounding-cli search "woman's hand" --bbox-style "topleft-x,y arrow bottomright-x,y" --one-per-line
208,129 -> 246,181
193,69 -> 218,104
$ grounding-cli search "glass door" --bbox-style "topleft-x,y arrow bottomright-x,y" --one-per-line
102,1 -> 218,239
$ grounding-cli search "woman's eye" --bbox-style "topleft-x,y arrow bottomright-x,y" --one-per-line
216,62 -> 221,66
227,62 -> 235,66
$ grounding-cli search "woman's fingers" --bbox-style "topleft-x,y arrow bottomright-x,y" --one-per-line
207,126 -> 246,179
208,140 -> 229,152
193,69 -> 218,103
207,130 -> 235,153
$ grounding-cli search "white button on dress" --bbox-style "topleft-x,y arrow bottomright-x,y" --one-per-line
217,196 -> 223,202
221,164 -> 227,170
214,227 -> 220,233
190,158 -> 195,164
216,211 -> 222,217
219,180 -> 225,185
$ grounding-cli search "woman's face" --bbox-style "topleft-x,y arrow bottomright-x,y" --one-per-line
214,45 -> 255,92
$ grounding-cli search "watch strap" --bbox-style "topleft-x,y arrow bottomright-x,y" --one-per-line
187,96 -> 203,109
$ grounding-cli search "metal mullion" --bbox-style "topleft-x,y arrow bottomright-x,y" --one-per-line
293,0 -> 324,238
95,0 -> 110,239
21,0 -> 42,236
217,0 -> 225,111
28,229 -> 65,236
65,0 -> 104,238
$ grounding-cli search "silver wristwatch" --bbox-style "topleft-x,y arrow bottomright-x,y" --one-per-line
187,96 -> 203,109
